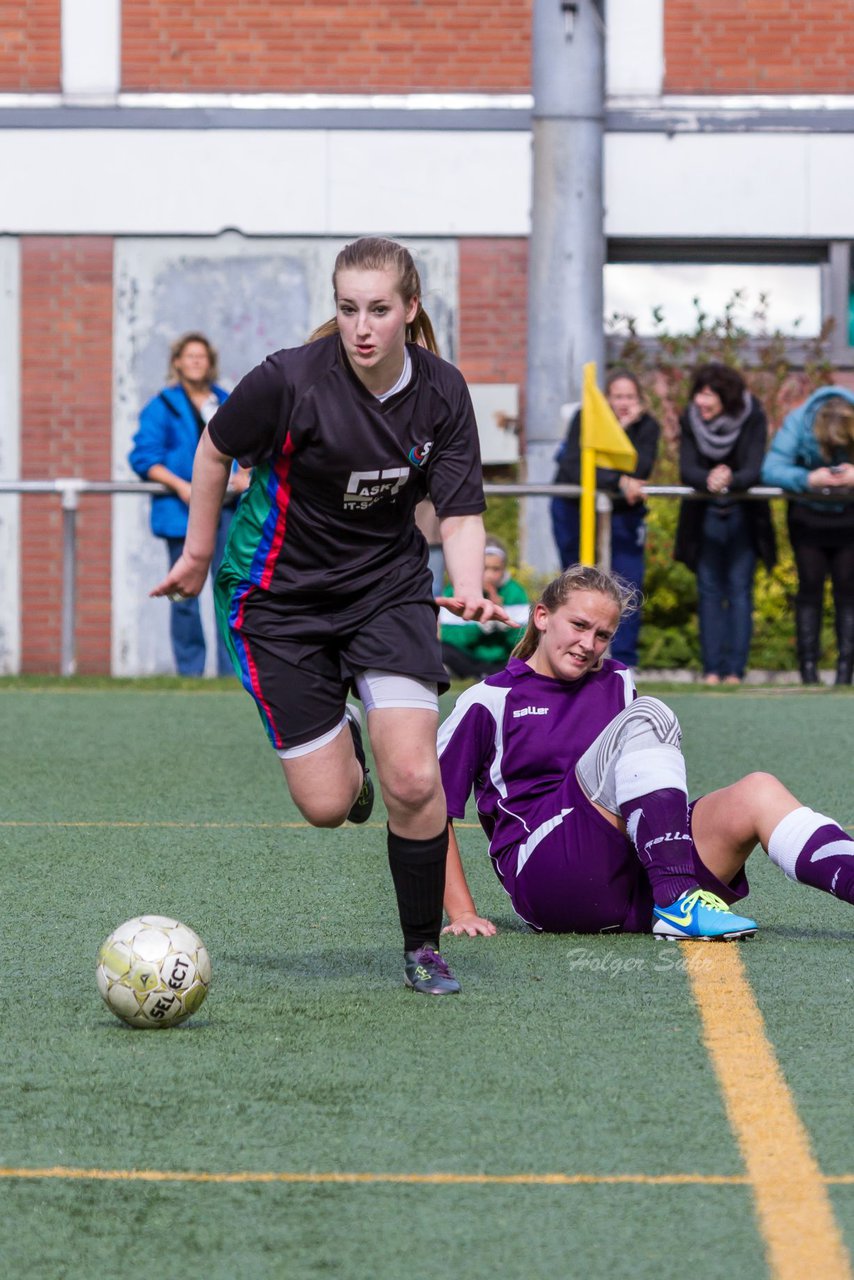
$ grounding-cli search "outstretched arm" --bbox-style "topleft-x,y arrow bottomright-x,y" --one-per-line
439,513 -> 511,625
442,821 -> 497,937
151,427 -> 233,599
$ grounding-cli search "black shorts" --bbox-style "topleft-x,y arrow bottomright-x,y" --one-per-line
215,580 -> 448,750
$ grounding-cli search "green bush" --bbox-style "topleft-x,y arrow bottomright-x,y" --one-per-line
637,490 -> 800,671
616,294 -> 835,670
494,293 -> 841,670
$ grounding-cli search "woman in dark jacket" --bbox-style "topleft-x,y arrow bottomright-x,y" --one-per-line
675,363 -> 776,685
550,370 -> 660,667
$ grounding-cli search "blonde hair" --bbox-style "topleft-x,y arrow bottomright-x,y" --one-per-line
308,237 -> 440,354
512,565 -> 639,664
168,332 -> 218,384
814,396 -> 854,463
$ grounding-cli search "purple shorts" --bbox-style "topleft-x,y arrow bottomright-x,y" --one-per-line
502,775 -> 749,935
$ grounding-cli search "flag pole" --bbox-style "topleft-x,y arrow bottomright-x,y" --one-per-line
579,363 -> 597,565
579,440 -> 597,565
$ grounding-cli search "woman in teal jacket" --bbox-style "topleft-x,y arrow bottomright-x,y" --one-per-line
129,332 -> 245,675
761,386 -> 854,684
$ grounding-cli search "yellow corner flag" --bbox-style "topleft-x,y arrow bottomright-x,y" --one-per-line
578,363 -> 638,565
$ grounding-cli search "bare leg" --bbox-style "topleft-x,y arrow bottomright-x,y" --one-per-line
280,722 -> 363,827
691,772 -> 801,884
366,706 -> 446,837
279,705 -> 446,834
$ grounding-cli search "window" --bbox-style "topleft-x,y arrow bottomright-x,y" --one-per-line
604,263 -> 822,336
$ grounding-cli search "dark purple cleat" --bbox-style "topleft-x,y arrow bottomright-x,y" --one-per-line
404,945 -> 461,995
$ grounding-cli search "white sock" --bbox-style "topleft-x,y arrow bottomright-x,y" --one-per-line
767,806 -> 829,881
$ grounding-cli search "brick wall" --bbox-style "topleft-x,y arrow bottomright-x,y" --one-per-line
122,0 -> 531,92
6,1 -> 853,98
0,0 -> 61,89
458,237 -> 528,464
21,239 -> 114,674
665,0 -> 854,93
458,238 -> 528,387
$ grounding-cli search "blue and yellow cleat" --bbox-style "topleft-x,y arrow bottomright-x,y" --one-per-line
652,888 -> 758,941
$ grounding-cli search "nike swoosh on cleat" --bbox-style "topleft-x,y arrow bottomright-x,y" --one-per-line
654,908 -> 693,926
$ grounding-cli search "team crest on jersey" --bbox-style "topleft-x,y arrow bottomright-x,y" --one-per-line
344,467 -> 410,508
408,440 -> 434,467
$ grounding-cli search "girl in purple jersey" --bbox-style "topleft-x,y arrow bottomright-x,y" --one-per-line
152,237 -> 510,995
439,565 -> 854,940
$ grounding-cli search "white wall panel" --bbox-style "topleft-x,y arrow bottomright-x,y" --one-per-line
0,131 -> 328,235
605,132 -> 814,237
606,0 -> 664,97
807,135 -> 854,237
3,125 -> 854,240
325,131 -> 531,235
61,0 -> 121,99
0,130 -> 530,236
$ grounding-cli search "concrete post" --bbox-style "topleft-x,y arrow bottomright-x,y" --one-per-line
523,0 -> 606,574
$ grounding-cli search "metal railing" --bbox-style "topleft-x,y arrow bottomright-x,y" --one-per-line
0,478 -> 165,677
0,477 -> 847,676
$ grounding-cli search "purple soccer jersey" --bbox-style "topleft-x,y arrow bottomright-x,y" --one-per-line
438,657 -> 638,922
438,658 -> 751,933
439,657 -> 636,834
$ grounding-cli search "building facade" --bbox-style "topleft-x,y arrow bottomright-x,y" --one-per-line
1,0 -> 853,673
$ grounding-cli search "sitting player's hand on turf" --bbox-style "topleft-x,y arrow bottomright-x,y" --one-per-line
442,911 -> 497,938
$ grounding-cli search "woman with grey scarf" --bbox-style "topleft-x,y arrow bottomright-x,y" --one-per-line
674,363 -> 776,684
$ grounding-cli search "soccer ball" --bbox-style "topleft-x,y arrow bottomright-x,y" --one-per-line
96,915 -> 211,1029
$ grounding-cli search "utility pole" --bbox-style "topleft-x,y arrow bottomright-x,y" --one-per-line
523,0 -> 606,573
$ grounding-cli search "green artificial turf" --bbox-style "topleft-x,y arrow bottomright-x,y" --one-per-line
0,684 -> 852,1278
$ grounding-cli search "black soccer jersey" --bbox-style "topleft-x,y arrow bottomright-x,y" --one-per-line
208,335 -> 485,606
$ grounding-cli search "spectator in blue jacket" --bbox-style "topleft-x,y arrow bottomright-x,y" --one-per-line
761,386 -> 854,685
128,332 -> 248,675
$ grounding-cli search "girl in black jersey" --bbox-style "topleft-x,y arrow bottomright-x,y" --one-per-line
153,237 -> 510,996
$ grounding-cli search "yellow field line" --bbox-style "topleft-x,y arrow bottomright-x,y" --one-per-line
0,1166 -> 747,1186
684,943 -> 853,1280
0,1165 -> 852,1188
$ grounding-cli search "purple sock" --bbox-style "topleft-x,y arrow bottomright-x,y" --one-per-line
619,788 -> 698,908
769,808 -> 854,903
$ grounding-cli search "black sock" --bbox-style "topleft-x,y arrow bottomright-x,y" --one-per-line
387,825 -> 449,952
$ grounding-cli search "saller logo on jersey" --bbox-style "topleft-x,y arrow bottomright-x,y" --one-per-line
513,706 -> 550,719
344,467 -> 410,508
